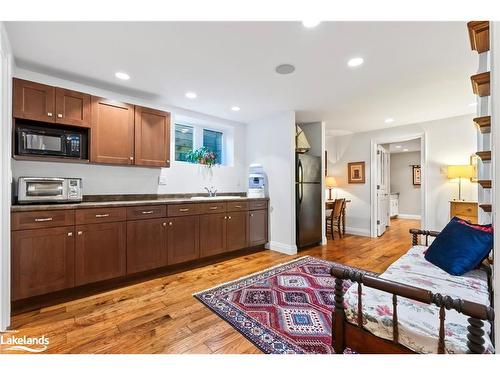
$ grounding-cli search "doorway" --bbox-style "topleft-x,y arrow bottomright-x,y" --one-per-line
370,134 -> 427,238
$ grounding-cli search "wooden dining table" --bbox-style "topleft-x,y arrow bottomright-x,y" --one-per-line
326,199 -> 351,235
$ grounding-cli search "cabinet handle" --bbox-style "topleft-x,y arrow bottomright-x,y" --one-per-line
250,214 -> 254,217
169,222 -> 173,226
47,112 -> 53,117
95,213 -> 110,218
228,216 -> 232,220
234,205 -> 242,208
57,113 -> 63,118
130,156 -> 134,161
224,216 -> 227,220
77,231 -> 83,235
162,222 -> 167,227
209,206 -> 218,210
67,232 -> 73,237
141,210 -> 154,214
34,217 -> 53,222
179,208 -> 189,212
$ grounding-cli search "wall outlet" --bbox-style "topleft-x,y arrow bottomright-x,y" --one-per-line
158,176 -> 167,185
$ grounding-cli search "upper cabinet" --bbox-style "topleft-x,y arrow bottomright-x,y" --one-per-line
13,78 -> 56,123
13,78 -> 91,127
91,97 -> 135,165
55,87 -> 91,127
134,106 -> 171,167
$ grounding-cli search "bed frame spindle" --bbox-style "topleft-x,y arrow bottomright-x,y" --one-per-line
333,277 -> 346,354
357,283 -> 363,327
392,294 -> 399,343
438,305 -> 446,354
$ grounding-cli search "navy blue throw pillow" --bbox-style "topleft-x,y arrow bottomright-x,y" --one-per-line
424,217 -> 493,276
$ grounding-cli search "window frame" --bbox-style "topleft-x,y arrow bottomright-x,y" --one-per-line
173,122 -> 195,163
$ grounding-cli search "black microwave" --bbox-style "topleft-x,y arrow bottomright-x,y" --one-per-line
16,124 -> 88,159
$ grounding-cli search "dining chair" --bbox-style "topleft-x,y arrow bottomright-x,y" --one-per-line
326,198 -> 345,240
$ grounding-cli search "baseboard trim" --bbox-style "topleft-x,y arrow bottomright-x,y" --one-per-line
266,241 -> 298,255
344,226 -> 371,237
396,214 -> 421,220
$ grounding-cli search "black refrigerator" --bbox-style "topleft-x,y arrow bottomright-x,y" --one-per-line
296,153 -> 322,249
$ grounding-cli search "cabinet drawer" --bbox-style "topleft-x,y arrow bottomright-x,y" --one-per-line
167,203 -> 200,217
12,210 -> 74,230
199,202 -> 226,214
227,201 -> 249,212
126,205 -> 166,220
76,207 -> 126,224
450,203 -> 477,217
249,200 -> 268,210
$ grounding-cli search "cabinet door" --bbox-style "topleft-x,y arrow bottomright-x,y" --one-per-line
134,106 -> 171,167
13,78 -> 55,122
226,211 -> 248,252
249,210 -> 268,247
11,226 -> 75,300
167,216 -> 200,265
55,87 -> 91,127
127,218 -> 168,274
199,213 -> 227,257
75,221 -> 126,285
91,97 -> 135,165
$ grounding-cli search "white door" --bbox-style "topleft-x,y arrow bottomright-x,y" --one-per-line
376,145 -> 390,236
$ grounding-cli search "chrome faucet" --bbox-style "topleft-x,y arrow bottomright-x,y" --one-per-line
204,186 -> 218,197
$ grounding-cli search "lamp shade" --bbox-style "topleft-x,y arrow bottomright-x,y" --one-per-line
447,165 -> 475,179
325,176 -> 337,188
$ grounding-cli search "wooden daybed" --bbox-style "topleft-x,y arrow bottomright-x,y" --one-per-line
330,229 -> 495,354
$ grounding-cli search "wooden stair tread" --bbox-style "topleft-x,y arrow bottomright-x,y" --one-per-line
473,116 -> 491,134
471,72 -> 490,97
479,203 -> 492,212
478,180 -> 492,188
467,21 -> 490,53
476,151 -> 491,161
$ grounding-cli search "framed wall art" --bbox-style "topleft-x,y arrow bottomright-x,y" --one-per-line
348,162 -> 365,183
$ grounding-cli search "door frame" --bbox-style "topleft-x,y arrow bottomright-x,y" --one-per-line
370,132 -> 427,238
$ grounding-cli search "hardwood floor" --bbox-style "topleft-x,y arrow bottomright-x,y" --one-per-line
1,219 -> 419,354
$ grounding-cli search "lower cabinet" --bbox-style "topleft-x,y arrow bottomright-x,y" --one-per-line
75,221 -> 126,286
11,226 -> 75,300
200,213 -> 227,257
226,211 -> 249,251
249,209 -> 268,246
126,218 -> 168,274
167,216 -> 200,265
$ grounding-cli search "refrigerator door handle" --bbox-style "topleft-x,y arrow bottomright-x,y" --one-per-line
298,159 -> 304,183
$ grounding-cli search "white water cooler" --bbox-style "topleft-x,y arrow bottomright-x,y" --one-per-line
247,164 -> 266,198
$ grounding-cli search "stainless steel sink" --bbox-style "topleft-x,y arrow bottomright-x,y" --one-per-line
190,196 -> 244,200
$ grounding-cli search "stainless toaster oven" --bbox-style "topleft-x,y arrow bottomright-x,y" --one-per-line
17,177 -> 83,204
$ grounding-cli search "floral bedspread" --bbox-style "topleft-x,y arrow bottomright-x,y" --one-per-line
344,245 -> 494,353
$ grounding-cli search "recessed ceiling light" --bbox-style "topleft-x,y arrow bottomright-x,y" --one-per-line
403,149 -> 409,152
302,20 -> 321,28
275,64 -> 295,75
347,57 -> 364,68
469,102 -> 477,107
185,92 -> 197,99
115,71 -> 130,80
395,145 -> 402,149
231,106 -> 241,112
385,118 -> 394,124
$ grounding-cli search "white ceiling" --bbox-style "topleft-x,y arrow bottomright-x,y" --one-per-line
386,138 -> 421,153
5,21 -> 477,132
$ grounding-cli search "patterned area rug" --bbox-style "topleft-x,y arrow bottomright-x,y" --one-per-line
194,256 -> 353,354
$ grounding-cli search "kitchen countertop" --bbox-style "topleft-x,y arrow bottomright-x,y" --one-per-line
11,195 -> 268,212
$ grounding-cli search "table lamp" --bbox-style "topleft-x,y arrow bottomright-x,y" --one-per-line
325,176 -> 336,200
447,165 -> 475,201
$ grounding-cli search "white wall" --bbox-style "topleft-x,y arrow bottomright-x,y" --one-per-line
247,111 -> 297,254
0,22 -> 13,331
11,68 -> 247,196
326,114 -> 477,235
390,151 -> 421,217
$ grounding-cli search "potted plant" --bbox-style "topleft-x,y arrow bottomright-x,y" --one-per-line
186,147 -> 218,168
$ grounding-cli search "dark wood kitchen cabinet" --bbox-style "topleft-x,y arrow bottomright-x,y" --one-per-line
13,78 -> 56,123
75,221 -> 126,285
167,216 -> 200,265
226,211 -> 249,251
249,209 -> 268,246
134,106 -> 171,167
11,226 -> 75,300
55,87 -> 91,127
199,213 -> 227,257
127,218 -> 168,274
90,96 -> 135,165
